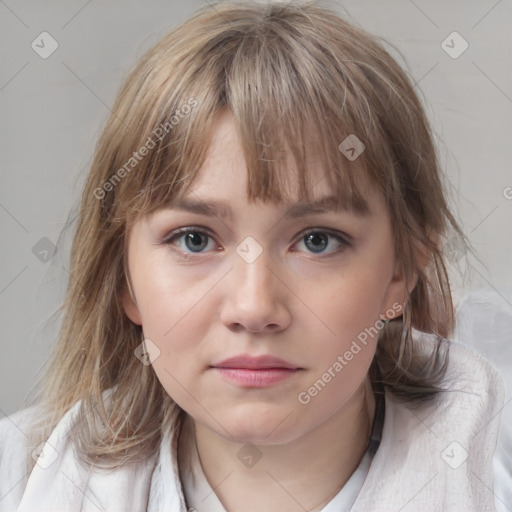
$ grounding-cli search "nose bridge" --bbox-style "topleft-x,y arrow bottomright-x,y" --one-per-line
219,236 -> 289,333
233,239 -> 276,300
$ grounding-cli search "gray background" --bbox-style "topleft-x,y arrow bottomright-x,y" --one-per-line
1,0 -> 511,416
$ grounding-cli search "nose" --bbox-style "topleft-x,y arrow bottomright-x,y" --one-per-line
219,248 -> 291,335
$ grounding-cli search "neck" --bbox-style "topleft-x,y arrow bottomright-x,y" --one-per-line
183,376 -> 375,512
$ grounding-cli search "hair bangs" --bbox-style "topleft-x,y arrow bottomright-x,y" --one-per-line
114,10 -> 377,230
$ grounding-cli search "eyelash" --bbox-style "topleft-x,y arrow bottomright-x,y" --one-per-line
161,226 -> 352,258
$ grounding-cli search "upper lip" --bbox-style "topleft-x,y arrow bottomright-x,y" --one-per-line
211,355 -> 301,370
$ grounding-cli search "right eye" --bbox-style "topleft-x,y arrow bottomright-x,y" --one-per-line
162,227 -> 218,254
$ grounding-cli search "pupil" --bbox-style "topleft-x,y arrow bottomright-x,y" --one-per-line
186,232 -> 207,252
306,233 -> 327,252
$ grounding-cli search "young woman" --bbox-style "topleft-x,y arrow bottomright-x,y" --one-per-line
1,2 -> 508,511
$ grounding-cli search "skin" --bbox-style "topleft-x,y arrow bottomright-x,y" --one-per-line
122,109 -> 412,511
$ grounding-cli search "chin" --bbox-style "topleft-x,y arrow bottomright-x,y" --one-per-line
214,405 -> 303,445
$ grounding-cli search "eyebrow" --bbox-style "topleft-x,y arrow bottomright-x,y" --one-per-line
165,195 -> 370,220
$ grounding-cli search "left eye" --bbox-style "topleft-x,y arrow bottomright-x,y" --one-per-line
295,229 -> 350,255
162,227 -> 351,256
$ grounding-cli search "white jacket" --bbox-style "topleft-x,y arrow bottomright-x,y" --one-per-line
0,333 -> 510,512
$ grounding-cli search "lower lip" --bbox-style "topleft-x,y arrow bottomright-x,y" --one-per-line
213,367 -> 300,387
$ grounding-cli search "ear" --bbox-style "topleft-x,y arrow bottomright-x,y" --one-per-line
380,259 -> 411,321
121,279 -> 142,326
381,232 -> 435,320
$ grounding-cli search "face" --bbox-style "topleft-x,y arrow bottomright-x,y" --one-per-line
122,109 -> 408,446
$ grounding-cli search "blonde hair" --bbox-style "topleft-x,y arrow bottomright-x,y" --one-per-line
25,0 -> 467,474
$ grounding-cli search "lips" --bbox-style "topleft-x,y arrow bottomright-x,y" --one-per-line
211,354 -> 301,370
210,355 -> 303,388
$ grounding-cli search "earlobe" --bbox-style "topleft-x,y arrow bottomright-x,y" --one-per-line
121,281 -> 142,325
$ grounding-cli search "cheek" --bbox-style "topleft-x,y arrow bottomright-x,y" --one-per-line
322,276 -> 388,338
141,291 -> 210,361
134,277 -> 214,393
303,348 -> 373,406
325,243 -> 394,323
148,320 -> 209,412
134,257 -> 214,336
308,263 -> 391,375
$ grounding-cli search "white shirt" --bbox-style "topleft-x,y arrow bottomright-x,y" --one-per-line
0,331 -> 510,511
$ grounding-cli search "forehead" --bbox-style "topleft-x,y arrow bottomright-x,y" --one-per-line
172,109 -> 374,213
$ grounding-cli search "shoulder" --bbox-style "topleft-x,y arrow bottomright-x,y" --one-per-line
1,389 -> 166,512
355,331 -> 507,510
0,405 -> 41,511
404,331 -> 510,508
413,330 -> 505,436
415,328 -> 505,397
452,290 -> 512,510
